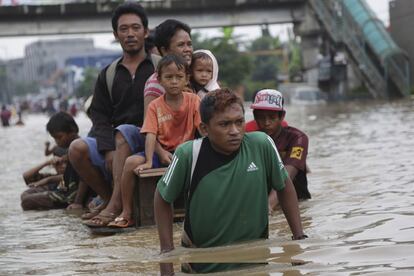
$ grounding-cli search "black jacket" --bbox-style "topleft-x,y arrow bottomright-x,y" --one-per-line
89,53 -> 155,153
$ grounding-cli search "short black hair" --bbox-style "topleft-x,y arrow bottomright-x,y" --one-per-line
157,54 -> 190,76
200,88 -> 244,124
46,112 -> 79,135
111,1 -> 148,32
145,29 -> 156,52
154,19 -> 191,54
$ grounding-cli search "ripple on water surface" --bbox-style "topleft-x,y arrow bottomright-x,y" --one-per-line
1,100 -> 414,274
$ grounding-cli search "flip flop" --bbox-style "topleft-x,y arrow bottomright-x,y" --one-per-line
83,212 -> 117,228
107,217 -> 135,228
81,209 -> 100,220
81,198 -> 107,220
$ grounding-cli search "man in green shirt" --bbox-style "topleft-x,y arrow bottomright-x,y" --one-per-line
154,88 -> 306,274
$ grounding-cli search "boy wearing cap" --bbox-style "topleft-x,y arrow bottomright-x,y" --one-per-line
249,89 -> 311,212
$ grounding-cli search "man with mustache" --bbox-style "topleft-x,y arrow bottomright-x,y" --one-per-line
83,18 -> 195,227
68,2 -> 156,223
154,88 -> 307,274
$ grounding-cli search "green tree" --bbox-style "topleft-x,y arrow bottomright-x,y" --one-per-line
248,28 -> 281,83
75,67 -> 99,99
288,40 -> 302,81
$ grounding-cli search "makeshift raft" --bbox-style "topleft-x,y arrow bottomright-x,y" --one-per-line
90,167 -> 185,234
132,167 -> 185,226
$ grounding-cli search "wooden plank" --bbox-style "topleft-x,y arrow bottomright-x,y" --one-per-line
135,167 -> 167,178
133,168 -> 185,227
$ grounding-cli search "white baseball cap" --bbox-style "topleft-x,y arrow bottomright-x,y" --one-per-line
251,89 -> 284,111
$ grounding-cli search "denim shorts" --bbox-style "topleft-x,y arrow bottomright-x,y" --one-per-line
115,124 -> 145,153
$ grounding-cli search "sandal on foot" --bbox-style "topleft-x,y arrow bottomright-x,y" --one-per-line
81,209 -> 101,220
83,212 -> 117,228
107,217 -> 135,228
81,199 -> 107,220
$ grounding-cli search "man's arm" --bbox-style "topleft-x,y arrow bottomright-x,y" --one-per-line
276,177 -> 306,239
154,188 -> 175,275
268,164 -> 300,212
90,70 -> 116,153
285,165 -> 299,180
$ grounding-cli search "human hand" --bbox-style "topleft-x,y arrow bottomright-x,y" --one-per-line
66,203 -> 83,210
104,151 -> 114,174
183,86 -> 194,94
133,162 -> 152,174
158,149 -> 173,166
51,156 -> 63,165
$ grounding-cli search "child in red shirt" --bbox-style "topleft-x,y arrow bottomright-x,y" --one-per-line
248,89 -> 311,213
108,54 -> 201,227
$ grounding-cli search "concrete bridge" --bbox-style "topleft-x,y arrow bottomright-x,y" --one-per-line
0,0 -> 306,37
1,0 -> 408,99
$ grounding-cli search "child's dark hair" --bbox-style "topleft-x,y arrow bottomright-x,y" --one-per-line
157,54 -> 190,76
154,19 -> 191,54
46,112 -> 79,135
200,88 -> 244,124
190,52 -> 212,70
112,1 -> 148,32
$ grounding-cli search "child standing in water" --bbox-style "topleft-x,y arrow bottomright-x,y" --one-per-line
190,49 -> 220,99
107,54 -> 201,228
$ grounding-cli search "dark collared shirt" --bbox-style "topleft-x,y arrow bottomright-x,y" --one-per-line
89,53 -> 155,153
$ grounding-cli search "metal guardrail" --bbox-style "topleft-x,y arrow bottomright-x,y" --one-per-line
310,0 -> 409,98
309,0 -> 386,98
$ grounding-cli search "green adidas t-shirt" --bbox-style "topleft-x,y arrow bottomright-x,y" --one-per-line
157,132 -> 288,272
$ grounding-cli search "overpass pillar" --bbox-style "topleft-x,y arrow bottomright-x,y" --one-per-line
294,3 -> 321,86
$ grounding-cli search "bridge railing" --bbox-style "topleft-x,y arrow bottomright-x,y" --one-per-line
309,0 -> 388,98
311,0 -> 410,98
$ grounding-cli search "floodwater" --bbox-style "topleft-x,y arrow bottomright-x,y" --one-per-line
1,98 -> 414,275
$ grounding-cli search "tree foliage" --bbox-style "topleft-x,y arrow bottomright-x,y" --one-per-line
288,40 -> 302,81
248,31 -> 281,83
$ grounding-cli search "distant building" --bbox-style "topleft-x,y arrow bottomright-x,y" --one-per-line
5,37 -> 121,97
390,0 -> 414,82
65,53 -> 121,69
24,38 -> 95,84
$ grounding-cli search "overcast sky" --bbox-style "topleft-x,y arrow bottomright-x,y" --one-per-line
0,0 -> 390,60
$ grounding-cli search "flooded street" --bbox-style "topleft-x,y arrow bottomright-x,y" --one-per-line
1,98 -> 414,275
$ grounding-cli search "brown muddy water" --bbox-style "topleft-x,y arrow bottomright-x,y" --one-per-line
1,98 -> 414,275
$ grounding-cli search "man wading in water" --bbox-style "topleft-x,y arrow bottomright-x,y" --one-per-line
154,88 -> 307,274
